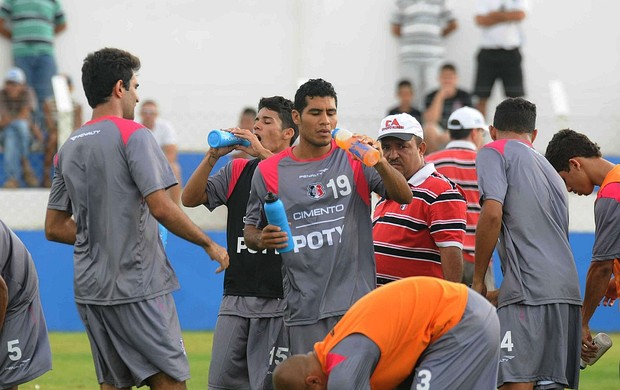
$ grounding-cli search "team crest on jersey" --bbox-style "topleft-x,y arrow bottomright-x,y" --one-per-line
307,183 -> 325,199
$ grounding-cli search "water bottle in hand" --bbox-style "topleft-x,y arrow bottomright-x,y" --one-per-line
208,129 -> 251,148
263,192 -> 295,253
332,128 -> 380,166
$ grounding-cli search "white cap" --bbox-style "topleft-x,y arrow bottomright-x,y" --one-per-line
5,67 -> 26,84
447,107 -> 488,131
378,113 -> 424,141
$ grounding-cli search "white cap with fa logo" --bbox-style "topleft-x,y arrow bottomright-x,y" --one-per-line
378,113 -> 424,141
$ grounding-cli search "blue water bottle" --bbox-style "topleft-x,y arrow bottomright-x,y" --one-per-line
263,192 -> 295,253
207,129 -> 251,148
158,223 -> 168,248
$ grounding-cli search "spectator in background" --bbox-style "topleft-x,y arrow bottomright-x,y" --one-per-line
386,79 -> 422,124
45,47 -> 229,390
139,100 -> 182,205
0,219 -> 52,389
472,98 -> 580,389
0,67 -> 39,188
273,277 -> 500,390
391,0 -> 457,110
473,0 -> 527,117
232,106 -> 258,160
373,113 -> 466,285
42,74 -> 83,187
0,0 -> 67,131
544,129 -> 620,367
183,96 -> 298,390
425,106 -> 494,290
423,63 -> 473,153
244,79 -> 412,356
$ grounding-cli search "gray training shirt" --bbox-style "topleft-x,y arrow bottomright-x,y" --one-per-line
476,139 -> 581,308
47,116 -> 179,305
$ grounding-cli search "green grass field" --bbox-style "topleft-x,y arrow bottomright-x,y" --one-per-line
19,332 -> 620,389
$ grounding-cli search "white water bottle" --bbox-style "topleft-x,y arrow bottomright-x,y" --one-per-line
580,332 -> 613,369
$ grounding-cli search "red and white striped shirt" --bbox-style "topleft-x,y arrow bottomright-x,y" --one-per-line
373,163 -> 467,283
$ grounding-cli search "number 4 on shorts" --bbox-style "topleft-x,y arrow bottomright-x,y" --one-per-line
501,331 -> 514,352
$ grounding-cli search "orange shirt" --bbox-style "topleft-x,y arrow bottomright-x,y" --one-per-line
314,277 -> 468,390
600,165 -> 620,296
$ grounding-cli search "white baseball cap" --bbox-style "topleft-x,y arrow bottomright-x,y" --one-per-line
447,107 -> 488,131
378,113 -> 424,141
5,67 -> 26,84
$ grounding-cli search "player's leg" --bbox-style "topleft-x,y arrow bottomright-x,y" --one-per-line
411,289 -> 500,389
208,314 -> 251,390
146,371 -> 187,390
247,316 -> 288,390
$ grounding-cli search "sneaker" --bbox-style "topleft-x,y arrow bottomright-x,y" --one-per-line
3,178 -> 19,188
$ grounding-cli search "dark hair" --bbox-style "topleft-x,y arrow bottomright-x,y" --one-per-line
492,97 -> 536,134
545,129 -> 602,172
293,78 -> 337,114
81,48 -> 141,109
397,79 -> 413,91
449,129 -> 473,140
258,96 -> 299,146
440,63 -> 457,73
241,107 -> 257,118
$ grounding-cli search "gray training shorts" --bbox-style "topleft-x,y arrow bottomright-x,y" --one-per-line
77,293 -> 189,388
497,303 -> 581,389
287,316 -> 342,355
0,294 -> 52,388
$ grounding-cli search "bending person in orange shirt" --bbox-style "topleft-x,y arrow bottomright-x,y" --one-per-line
273,277 -> 499,390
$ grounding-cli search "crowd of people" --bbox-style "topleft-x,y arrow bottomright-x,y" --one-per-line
0,1 -> 618,390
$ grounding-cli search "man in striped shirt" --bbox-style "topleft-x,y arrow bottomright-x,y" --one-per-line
426,106 -> 495,290
373,113 -> 466,284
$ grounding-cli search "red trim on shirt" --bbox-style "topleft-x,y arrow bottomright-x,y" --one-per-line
53,153 -> 59,168
597,182 -> 620,202
484,139 -> 533,155
85,116 -> 145,145
325,352 -> 347,375
227,158 -> 250,200
258,149 -> 289,194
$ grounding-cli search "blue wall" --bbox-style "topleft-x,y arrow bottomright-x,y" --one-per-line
14,230 -> 620,332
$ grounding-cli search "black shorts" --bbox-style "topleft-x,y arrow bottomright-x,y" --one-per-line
473,48 -> 525,98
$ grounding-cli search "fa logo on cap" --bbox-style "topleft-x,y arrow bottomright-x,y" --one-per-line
384,118 -> 404,130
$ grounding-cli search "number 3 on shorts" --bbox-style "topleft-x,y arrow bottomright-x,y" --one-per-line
501,330 -> 514,352
8,339 -> 22,361
416,369 -> 432,390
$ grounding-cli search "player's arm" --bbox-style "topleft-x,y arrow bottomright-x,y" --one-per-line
44,209 -> 77,244
472,199 -> 502,297
371,149 -> 412,204
442,19 -> 457,36
602,276 -> 617,306
391,23 -> 401,37
0,275 -> 7,334
146,189 -> 229,272
439,246 -> 463,283
0,19 -> 11,39
581,259 -> 614,360
243,224 -> 288,251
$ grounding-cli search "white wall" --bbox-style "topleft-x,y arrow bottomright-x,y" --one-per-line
1,0 -> 618,153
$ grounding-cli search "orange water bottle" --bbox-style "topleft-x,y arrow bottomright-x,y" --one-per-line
332,128 -> 381,167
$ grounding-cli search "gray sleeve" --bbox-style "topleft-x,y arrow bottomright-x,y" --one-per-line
476,147 -> 508,206
245,166 -> 268,228
327,334 -> 380,390
205,161 -> 234,211
47,155 -> 72,212
365,166 -> 387,198
126,128 -> 178,198
592,197 -> 620,261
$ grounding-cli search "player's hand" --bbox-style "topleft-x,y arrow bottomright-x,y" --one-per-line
260,224 -> 290,250
486,289 -> 499,307
471,280 -> 487,297
204,242 -> 229,273
581,325 -> 598,364
601,278 -> 617,307
232,128 -> 269,159
208,129 -> 237,158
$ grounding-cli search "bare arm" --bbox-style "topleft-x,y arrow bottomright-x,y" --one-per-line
373,158 -> 412,204
442,20 -> 457,37
146,189 -> 229,272
391,23 -> 401,37
0,19 -> 11,39
243,224 -> 288,251
476,11 -> 525,27
0,275 -> 7,334
182,151 -> 221,207
423,90 -> 446,125
439,246 -> 463,282
472,200 -> 502,296
54,22 -> 66,34
45,209 -> 77,244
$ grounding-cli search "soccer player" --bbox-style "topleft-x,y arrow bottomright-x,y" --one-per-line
425,106 -> 495,289
373,113 -> 467,284
182,96 -> 298,389
545,128 -> 620,365
0,219 -> 51,389
45,47 -> 229,390
472,98 -> 581,389
272,277 -> 500,390
244,78 -> 412,355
